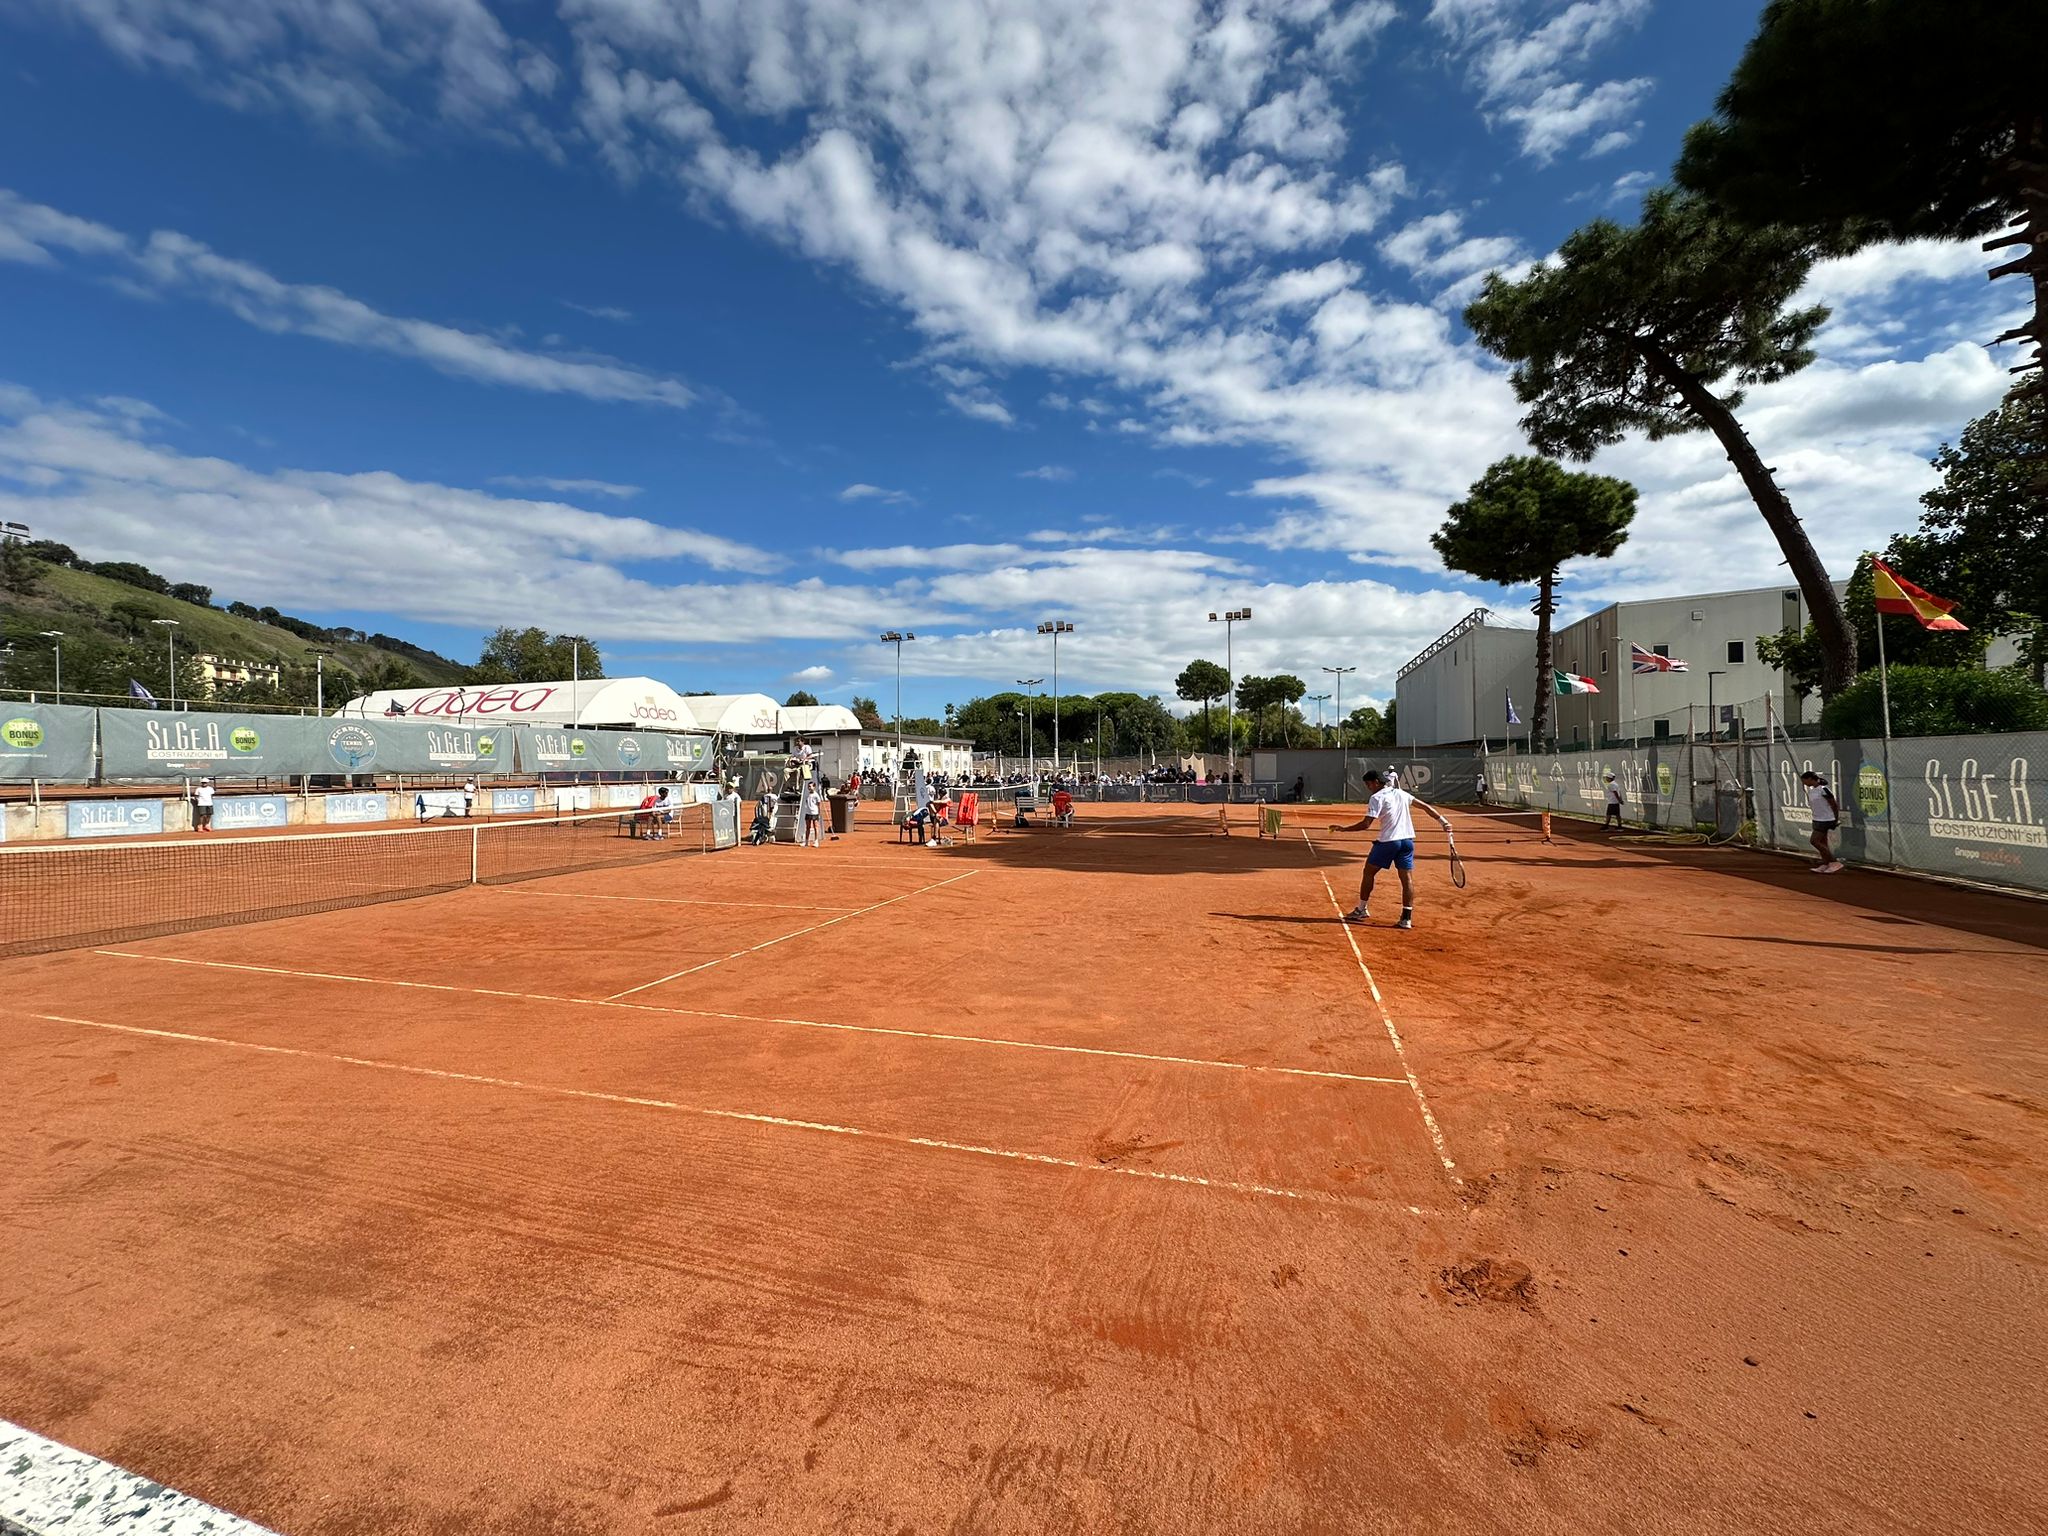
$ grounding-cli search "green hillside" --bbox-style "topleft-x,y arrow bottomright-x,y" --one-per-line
1,548 -> 469,708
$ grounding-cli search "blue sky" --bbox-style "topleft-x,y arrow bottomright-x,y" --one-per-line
0,1 -> 2018,717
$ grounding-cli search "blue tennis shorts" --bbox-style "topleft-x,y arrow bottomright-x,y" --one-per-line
1368,838 -> 1415,871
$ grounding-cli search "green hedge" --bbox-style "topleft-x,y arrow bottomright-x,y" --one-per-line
1820,665 -> 2048,737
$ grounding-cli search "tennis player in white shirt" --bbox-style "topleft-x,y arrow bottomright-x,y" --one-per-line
1328,769 -> 1451,930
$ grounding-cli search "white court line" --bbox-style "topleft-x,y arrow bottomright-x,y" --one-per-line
602,868 -> 982,1000
493,888 -> 857,913
1,1419 -> 279,1536
88,948 -> 1408,1087
24,1011 -> 1394,1210
1301,830 -> 1461,1186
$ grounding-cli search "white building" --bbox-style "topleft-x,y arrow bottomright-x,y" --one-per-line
1395,584 -> 1842,747
859,733 -> 975,779
1393,610 -> 1535,748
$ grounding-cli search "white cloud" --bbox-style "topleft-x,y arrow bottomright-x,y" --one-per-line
789,664 -> 833,682
1430,0 -> 1654,163
837,482 -> 914,504
30,0 -> 560,148
0,188 -> 695,409
562,300 -> 633,321
489,475 -> 642,498
0,389 -> 854,651
1500,77 -> 1651,165
1018,464 -> 1075,481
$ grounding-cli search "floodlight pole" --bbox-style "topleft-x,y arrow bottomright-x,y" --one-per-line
1017,677 -> 1043,779
1037,620 -> 1072,778
1308,692 -> 1331,745
1208,607 -> 1252,782
39,630 -> 63,703
309,648 -> 332,715
1323,664 -> 1355,798
880,630 -> 916,769
152,618 -> 180,707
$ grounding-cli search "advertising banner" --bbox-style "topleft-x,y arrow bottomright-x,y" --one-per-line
212,794 -> 293,832
0,703 -> 97,782
99,709 -> 319,780
318,718 -> 514,776
325,791 -> 390,825
657,733 -> 715,774
514,724 -> 668,774
552,785 -> 594,811
1485,729 -> 2048,895
67,799 -> 165,838
490,787 -> 538,815
507,725 -> 708,775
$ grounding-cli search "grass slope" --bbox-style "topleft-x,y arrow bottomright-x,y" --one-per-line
8,564 -> 469,687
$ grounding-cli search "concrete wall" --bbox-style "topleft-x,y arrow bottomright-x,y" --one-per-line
1395,623 -> 1537,748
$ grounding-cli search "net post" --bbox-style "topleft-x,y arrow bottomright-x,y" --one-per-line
470,824 -> 480,885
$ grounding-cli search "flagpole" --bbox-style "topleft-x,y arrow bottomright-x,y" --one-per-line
1628,640 -> 1638,749
1873,579 -> 1894,741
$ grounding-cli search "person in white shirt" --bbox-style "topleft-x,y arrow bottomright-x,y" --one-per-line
193,779 -> 215,832
1327,769 -> 1450,930
463,777 -> 478,818
1801,770 -> 1843,873
1603,772 -> 1624,831
800,780 -> 823,847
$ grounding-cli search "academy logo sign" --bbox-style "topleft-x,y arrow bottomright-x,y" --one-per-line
328,724 -> 379,771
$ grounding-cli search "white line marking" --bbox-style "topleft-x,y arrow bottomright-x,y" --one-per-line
493,888 -> 857,912
87,949 -> 1408,1086
602,868 -> 983,1000
1301,829 -> 1462,1185
1,1418 -> 280,1535
24,1011 -> 1383,1209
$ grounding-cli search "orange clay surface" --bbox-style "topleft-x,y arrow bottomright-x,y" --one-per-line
2,799 -> 2045,1534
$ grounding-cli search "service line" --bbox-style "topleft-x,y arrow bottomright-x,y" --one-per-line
1300,829 -> 1462,1185
493,888 -> 857,913
86,948 -> 1409,1087
24,1011 -> 1405,1212
602,868 -> 982,1000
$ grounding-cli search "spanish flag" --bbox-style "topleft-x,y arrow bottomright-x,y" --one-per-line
1871,558 -> 1966,632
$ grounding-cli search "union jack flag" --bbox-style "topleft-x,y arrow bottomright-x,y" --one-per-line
1630,642 -> 1688,674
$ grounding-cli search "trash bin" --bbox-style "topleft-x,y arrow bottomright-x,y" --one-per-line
828,792 -> 853,835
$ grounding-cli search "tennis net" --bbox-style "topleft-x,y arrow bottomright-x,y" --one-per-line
0,804 -> 713,958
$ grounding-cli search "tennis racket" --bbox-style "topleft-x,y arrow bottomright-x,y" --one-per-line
1447,833 -> 1468,889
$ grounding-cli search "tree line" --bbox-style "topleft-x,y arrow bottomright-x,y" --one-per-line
1429,1 -> 2046,745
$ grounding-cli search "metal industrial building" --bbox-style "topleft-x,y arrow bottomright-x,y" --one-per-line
1395,584 -> 1839,748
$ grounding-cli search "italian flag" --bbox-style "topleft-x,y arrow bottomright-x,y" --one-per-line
1553,669 -> 1600,695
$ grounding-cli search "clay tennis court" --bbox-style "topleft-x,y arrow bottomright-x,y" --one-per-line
3,800 -> 2045,1533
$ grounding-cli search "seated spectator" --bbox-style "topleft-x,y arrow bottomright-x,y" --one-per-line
1052,787 -> 1074,826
